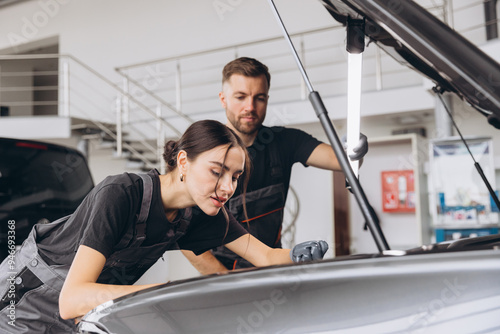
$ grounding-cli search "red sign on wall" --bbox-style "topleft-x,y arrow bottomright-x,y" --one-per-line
381,170 -> 415,213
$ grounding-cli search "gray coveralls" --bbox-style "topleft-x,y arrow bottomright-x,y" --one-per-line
0,216 -> 75,333
0,173 -> 155,333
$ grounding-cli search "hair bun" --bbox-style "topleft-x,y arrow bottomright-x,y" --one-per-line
163,140 -> 179,170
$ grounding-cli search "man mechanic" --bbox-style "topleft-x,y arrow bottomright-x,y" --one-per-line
182,57 -> 367,274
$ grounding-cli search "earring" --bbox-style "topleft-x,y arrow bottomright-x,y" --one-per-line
180,173 -> 184,182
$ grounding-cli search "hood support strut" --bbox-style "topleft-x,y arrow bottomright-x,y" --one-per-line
267,0 -> 390,252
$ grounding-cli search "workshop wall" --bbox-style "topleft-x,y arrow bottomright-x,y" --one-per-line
0,0 -> 335,80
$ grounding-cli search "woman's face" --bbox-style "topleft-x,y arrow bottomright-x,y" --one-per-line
185,144 -> 245,216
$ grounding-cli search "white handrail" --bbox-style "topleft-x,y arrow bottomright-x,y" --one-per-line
0,53 -> 177,170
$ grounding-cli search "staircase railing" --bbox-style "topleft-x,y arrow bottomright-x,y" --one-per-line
114,0 -> 497,123
0,53 -> 192,172
0,52 -> 302,248
114,1 -> 468,121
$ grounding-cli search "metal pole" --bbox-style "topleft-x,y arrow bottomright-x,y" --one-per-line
267,0 -> 314,93
115,95 -> 123,157
484,0 -> 499,40
375,47 -> 383,91
444,0 -> 454,28
156,102 -> 166,174
122,76 -> 130,124
62,60 -> 70,117
300,36 -> 307,100
175,60 -> 182,112
0,65 -> 2,113
434,93 -> 454,138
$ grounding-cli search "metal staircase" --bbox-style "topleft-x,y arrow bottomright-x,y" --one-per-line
0,53 -> 193,173
0,51 -> 301,248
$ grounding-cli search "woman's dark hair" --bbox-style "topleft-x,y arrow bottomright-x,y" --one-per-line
163,120 -> 251,226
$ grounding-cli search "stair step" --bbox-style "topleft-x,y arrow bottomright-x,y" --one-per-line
127,156 -> 158,164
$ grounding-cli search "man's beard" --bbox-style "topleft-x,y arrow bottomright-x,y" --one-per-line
229,114 -> 263,136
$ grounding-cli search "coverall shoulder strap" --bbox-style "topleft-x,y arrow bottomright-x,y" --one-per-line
268,134 -> 283,179
135,173 -> 153,242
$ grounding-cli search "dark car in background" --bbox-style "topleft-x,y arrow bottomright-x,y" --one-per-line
78,0 -> 500,333
0,137 -> 94,260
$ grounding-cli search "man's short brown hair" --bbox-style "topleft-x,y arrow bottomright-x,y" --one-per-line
222,57 -> 271,88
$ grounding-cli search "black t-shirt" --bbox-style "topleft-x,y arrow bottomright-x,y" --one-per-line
37,169 -> 247,266
213,126 -> 322,268
235,126 -> 322,200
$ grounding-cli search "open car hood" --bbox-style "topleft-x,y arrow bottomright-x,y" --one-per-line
320,0 -> 500,126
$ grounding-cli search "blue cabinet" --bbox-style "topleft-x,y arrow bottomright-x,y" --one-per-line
435,227 -> 499,242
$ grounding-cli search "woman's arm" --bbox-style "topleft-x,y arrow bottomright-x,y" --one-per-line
224,234 -> 292,267
59,245 -> 162,320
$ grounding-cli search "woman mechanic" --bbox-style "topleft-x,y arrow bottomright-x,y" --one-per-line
0,120 -> 328,333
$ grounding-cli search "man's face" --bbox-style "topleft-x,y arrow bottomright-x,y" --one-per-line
220,74 -> 269,137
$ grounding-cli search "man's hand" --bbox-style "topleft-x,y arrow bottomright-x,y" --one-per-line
290,240 -> 329,263
342,133 -> 368,161
181,250 -> 229,275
